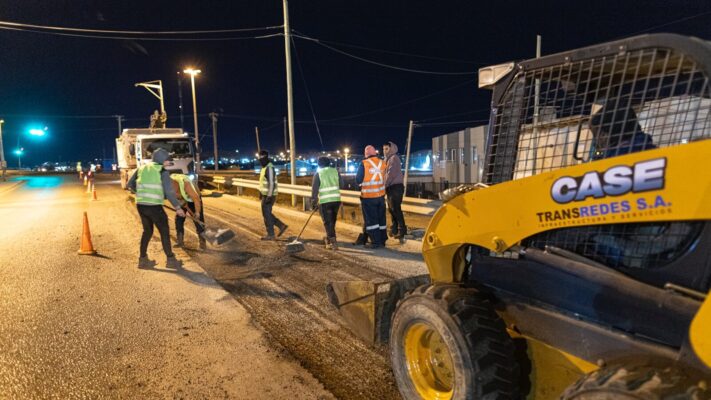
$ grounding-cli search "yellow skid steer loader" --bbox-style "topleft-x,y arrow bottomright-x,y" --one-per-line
327,33 -> 711,399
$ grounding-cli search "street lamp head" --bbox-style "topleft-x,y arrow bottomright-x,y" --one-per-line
183,68 -> 202,76
344,148 -> 349,153
29,128 -> 46,136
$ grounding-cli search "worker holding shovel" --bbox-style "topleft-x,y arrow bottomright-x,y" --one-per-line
170,172 -> 206,250
127,148 -> 185,269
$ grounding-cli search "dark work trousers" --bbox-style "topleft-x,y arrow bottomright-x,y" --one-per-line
386,184 -> 407,237
261,195 -> 285,236
176,201 -> 205,236
319,201 -> 341,238
137,204 -> 173,258
361,196 -> 387,245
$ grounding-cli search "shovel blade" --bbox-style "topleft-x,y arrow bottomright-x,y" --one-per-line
200,227 -> 236,246
285,240 -> 305,254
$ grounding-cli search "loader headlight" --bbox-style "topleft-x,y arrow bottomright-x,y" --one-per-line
478,62 -> 515,89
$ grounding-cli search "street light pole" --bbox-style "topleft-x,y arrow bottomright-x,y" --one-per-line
403,120 -> 415,197
210,112 -> 219,171
344,148 -> 349,174
283,0 -> 297,206
184,68 -> 202,170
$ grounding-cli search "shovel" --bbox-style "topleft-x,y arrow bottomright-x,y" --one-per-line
285,207 -> 319,254
186,211 -> 236,246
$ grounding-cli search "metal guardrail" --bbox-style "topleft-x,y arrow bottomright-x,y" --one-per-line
203,175 -> 442,216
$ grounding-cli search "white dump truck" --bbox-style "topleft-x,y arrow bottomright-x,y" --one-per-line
116,128 -> 196,189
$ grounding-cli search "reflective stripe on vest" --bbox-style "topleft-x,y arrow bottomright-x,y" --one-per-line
259,163 -> 278,196
171,173 -> 196,202
318,167 -> 341,204
136,163 -> 164,205
361,158 -> 385,198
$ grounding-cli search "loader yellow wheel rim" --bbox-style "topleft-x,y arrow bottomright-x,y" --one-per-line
404,322 -> 455,400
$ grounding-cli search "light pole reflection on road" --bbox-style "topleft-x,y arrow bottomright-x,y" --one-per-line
0,120 -> 6,180
183,68 -> 201,170
14,148 -> 23,169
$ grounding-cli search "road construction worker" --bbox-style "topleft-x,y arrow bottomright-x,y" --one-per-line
127,148 -> 185,269
311,157 -> 343,250
356,145 -> 387,248
170,172 -> 206,250
258,150 -> 288,240
383,141 -> 407,241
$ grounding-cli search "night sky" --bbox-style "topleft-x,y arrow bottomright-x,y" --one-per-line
1,0 -> 710,166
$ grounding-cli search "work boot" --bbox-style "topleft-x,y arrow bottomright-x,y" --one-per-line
365,243 -> 383,249
175,233 -> 185,248
398,228 -> 407,244
166,255 -> 182,269
138,257 -> 155,269
322,236 -> 329,246
328,237 -> 338,251
353,233 -> 367,246
199,237 -> 207,250
261,235 -> 276,241
277,223 -> 289,237
325,240 -> 333,250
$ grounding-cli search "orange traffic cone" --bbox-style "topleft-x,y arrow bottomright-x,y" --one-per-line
86,180 -> 93,194
78,212 -> 97,255
92,186 -> 98,201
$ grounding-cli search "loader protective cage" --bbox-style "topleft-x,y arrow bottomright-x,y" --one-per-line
484,34 -> 711,277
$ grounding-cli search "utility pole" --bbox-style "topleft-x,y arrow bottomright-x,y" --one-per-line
403,120 -> 415,197
0,119 -> 6,181
283,116 -> 288,153
114,115 -> 124,135
210,112 -> 219,171
255,126 -> 261,154
177,71 -> 185,130
283,0 -> 297,206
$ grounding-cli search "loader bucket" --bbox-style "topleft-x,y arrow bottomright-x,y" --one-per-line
326,275 -> 430,345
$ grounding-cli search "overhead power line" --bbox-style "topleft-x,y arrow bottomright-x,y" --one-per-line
292,30 -> 486,65
293,34 -> 477,76
291,37 -> 324,149
317,78 -> 477,122
0,20 -> 282,34
0,25 -> 282,41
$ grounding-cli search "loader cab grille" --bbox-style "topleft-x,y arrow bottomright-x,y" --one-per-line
484,44 -> 711,184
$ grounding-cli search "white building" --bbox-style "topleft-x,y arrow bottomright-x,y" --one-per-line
432,125 -> 487,185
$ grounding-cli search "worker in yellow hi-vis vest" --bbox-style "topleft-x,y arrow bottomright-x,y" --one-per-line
127,149 -> 185,269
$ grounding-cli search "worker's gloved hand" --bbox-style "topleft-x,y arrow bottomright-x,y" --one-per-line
176,208 -> 186,218
266,196 -> 275,203
311,199 -> 318,209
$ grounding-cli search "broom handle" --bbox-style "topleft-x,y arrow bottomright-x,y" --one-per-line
296,207 -> 319,241
185,209 -> 206,227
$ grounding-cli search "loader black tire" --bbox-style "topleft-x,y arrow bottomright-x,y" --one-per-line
561,363 -> 710,400
390,284 -> 520,400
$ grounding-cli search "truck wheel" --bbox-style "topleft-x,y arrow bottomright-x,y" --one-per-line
390,284 -> 520,400
562,363 -> 710,400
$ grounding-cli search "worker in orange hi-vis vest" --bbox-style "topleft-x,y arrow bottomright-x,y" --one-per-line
356,145 -> 387,249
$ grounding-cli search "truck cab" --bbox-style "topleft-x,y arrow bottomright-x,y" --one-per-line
116,128 -> 196,189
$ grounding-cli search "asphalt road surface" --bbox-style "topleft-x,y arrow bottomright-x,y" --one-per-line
0,176 -> 332,399
0,175 -> 428,399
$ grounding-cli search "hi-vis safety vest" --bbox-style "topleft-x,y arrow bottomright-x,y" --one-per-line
171,173 -> 197,203
136,163 -> 165,205
360,157 -> 385,198
318,167 -> 341,204
259,162 -> 278,196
